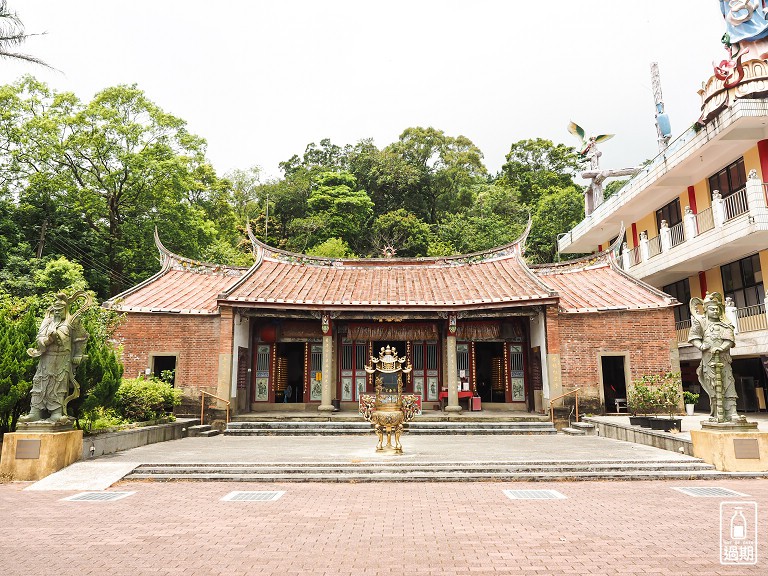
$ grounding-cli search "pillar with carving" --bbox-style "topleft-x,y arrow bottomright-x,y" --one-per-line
318,313 -> 335,412
445,314 -> 461,413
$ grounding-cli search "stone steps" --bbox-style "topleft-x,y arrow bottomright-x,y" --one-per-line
123,459 -> 760,482
187,425 -> 219,437
224,421 -> 557,436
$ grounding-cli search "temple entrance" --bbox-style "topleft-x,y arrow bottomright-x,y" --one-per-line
275,343 -> 305,403
601,355 -> 627,413
475,342 -> 506,403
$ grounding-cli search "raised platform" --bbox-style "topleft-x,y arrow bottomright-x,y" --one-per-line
224,420 -> 556,436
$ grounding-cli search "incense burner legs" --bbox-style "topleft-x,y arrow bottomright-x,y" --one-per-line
371,409 -> 404,454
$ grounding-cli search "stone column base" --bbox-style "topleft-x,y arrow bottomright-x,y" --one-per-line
444,405 -> 462,413
690,428 -> 768,472
317,404 -> 335,412
0,430 -> 83,481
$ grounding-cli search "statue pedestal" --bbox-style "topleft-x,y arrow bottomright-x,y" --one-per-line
690,425 -> 768,472
0,429 -> 82,481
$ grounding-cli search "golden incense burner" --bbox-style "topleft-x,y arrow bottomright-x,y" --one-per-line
359,345 -> 418,453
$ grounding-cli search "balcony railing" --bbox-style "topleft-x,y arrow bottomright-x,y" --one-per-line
620,184 -> 756,272
675,319 -> 691,344
669,220 -> 685,247
648,234 -> 662,257
675,303 -> 767,343
723,187 -> 748,221
696,207 -> 714,234
737,302 -> 768,332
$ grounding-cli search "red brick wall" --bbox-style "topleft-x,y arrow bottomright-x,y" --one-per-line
114,312 -> 221,394
554,307 -> 676,398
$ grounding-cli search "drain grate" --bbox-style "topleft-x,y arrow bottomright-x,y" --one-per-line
503,489 -> 567,500
62,491 -> 135,502
221,491 -> 285,502
672,487 -> 751,498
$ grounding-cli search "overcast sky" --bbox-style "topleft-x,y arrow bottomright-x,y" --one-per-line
1,1 -> 726,181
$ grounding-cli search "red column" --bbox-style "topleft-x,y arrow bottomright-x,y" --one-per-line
631,223 -> 639,247
687,185 -> 697,214
698,271 -> 708,298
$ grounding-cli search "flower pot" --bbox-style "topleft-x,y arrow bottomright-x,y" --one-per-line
685,404 -> 695,416
650,417 -> 682,432
630,416 -> 651,427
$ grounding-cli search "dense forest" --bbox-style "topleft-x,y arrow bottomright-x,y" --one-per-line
0,77 -> 592,301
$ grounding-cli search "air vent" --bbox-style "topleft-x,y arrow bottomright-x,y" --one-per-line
503,489 -> 567,500
672,487 -> 750,498
62,492 -> 135,502
221,491 -> 285,502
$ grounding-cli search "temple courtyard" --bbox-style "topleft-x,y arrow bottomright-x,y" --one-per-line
2,429 -> 767,575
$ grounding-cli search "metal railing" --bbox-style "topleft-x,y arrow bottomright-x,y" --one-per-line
629,246 -> 642,266
675,319 -> 691,343
696,207 -> 714,234
200,391 -> 230,426
549,387 -> 581,423
737,303 -> 768,332
647,234 -> 662,257
723,187 -> 749,221
669,220 -> 686,247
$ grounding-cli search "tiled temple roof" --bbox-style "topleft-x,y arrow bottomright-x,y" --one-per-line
106,225 -> 676,315
218,223 -> 557,311
532,248 -> 677,313
105,230 -> 247,314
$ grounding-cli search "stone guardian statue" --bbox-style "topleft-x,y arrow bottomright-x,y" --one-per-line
19,291 -> 92,426
688,291 -> 745,423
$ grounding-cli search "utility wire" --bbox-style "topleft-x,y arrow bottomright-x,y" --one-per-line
46,237 -> 136,288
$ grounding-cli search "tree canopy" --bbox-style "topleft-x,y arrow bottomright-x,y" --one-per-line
0,76 -> 591,300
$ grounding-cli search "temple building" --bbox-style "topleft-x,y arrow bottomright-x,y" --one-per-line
106,226 -> 678,415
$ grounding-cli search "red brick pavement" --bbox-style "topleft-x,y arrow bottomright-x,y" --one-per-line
1,479 -> 767,576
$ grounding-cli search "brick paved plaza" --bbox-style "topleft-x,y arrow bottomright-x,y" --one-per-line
1,478 -> 767,576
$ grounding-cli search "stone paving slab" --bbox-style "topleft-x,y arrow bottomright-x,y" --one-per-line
1,479 -> 766,575
25,461 -> 139,491
90,433 -> 703,464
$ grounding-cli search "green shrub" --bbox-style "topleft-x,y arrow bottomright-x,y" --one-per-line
81,407 -> 126,432
114,377 -> 181,422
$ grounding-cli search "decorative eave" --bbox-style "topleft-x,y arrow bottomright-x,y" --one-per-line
243,218 -> 535,268
154,228 -> 245,277
103,228 -> 247,313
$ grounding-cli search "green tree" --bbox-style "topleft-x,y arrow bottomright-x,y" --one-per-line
0,295 -> 37,434
526,186 -> 584,264
0,77 -> 225,297
499,139 -> 582,206
370,209 -> 431,257
290,171 -> 373,253
386,127 -> 487,223
306,237 -> 356,258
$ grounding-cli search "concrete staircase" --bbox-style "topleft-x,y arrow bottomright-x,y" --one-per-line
224,420 -> 557,436
561,422 -> 597,436
186,424 -> 220,438
123,458 -> 749,482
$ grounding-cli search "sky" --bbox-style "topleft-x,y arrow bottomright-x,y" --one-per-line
0,1 -> 727,181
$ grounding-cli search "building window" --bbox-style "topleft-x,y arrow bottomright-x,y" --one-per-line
708,157 -> 746,199
662,278 -> 691,324
721,254 -> 764,309
655,197 -> 682,230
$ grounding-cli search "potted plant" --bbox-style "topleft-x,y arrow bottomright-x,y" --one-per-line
649,372 -> 682,432
628,381 -> 652,427
683,391 -> 699,416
